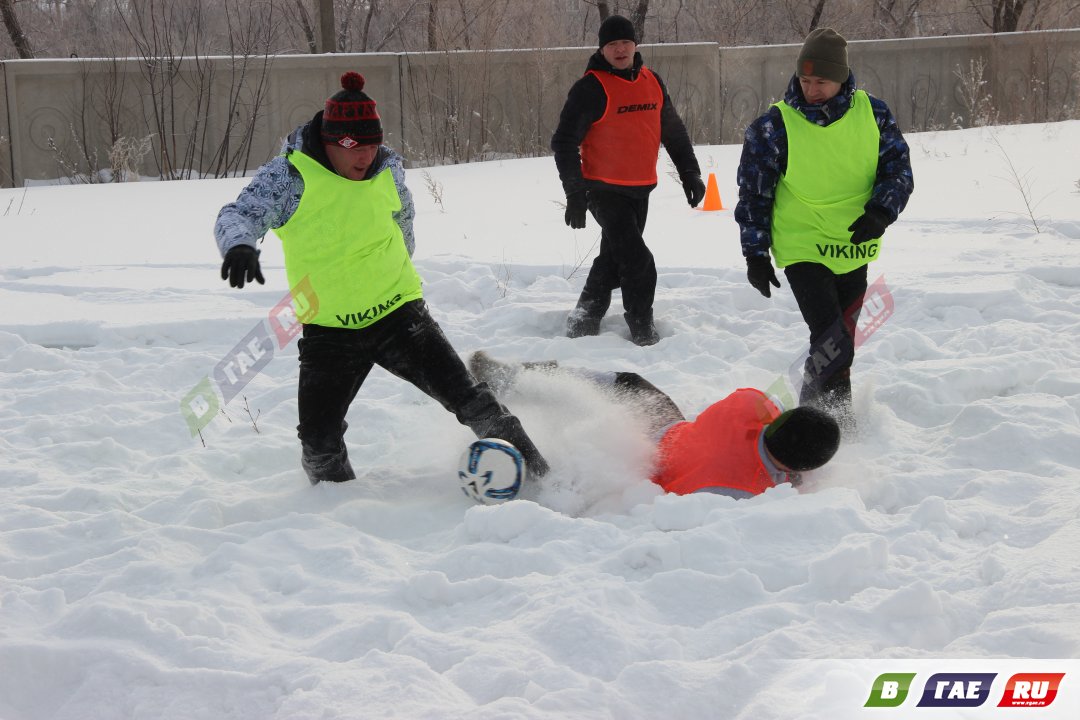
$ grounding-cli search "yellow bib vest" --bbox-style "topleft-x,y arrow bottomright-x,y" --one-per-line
771,90 -> 881,273
273,150 -> 423,329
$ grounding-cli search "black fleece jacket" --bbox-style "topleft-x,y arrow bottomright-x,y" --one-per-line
551,51 -> 700,199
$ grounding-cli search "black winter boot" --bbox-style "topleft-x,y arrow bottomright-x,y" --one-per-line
468,351 -> 558,396
624,311 -> 659,346
301,443 -> 356,485
566,311 -> 600,338
800,369 -> 856,438
566,294 -> 610,338
468,351 -> 520,395
476,413 -> 550,479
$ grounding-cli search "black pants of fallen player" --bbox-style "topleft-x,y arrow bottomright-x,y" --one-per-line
577,190 -> 655,324
296,299 -> 547,484
784,262 -> 868,415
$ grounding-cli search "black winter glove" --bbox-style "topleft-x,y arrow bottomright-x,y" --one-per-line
848,207 -> 890,245
564,191 -> 588,229
681,172 -> 706,208
746,255 -> 780,298
220,245 -> 265,289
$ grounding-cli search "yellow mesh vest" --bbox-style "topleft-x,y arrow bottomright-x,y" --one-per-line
771,90 -> 881,273
274,151 -> 423,328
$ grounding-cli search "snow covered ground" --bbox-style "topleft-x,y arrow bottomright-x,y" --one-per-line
1,121 -> 1078,719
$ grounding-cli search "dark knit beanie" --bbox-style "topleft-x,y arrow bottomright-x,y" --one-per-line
321,71 -> 383,148
598,15 -> 636,48
763,406 -> 841,472
796,28 -> 849,83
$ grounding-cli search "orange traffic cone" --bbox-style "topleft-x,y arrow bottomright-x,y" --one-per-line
698,172 -> 725,211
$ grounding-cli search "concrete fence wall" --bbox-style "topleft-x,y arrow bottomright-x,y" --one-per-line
1,29 -> 1078,188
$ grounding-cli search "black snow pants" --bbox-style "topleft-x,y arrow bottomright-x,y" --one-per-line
783,262 -> 869,416
296,299 -> 547,483
577,190 -> 655,321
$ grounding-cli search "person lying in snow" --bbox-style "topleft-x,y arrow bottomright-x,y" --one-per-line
214,71 -> 548,485
469,351 -> 841,499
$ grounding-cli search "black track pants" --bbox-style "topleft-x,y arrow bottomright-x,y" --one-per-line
579,190 -> 655,319
296,300 -> 547,482
783,262 -> 868,408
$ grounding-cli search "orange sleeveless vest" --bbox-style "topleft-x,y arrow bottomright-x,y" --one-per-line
580,67 -> 663,186
652,389 -> 782,496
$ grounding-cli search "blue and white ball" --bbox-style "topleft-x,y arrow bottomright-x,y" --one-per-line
458,438 -> 524,505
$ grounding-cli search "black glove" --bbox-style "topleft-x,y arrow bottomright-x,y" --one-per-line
564,191 -> 587,229
220,245 -> 265,289
681,172 -> 706,208
847,207 -> 890,245
746,255 -> 780,298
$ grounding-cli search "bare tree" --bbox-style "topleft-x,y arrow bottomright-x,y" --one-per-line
287,0 -> 318,53
427,0 -> 437,49
781,0 -> 830,37
335,0 -> 362,50
105,0 -> 275,180
808,0 -> 829,31
296,1 -> 317,52
874,0 -> 926,36
358,0 -> 379,52
315,0 -> 335,51
208,1 -> 276,177
677,0 -> 776,46
6,0 -> 1080,59
1,0 -> 34,58
367,1 -> 425,52
419,0 -> 511,51
968,0 -> 1029,32
580,0 -> 649,40
630,0 -> 650,41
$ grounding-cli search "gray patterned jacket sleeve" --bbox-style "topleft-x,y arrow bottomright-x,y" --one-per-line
386,151 -> 416,257
214,156 -> 303,256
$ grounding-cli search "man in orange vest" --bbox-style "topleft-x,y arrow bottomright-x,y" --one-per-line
469,352 -> 841,498
552,14 -> 705,347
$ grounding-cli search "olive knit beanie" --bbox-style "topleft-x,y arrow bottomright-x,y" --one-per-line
796,28 -> 849,83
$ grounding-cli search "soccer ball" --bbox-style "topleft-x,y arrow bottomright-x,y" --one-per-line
458,438 -> 524,505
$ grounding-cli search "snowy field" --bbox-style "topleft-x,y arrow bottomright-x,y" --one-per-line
1,120 -> 1079,719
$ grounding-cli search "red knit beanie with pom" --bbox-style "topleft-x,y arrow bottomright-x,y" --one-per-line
321,71 -> 383,148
